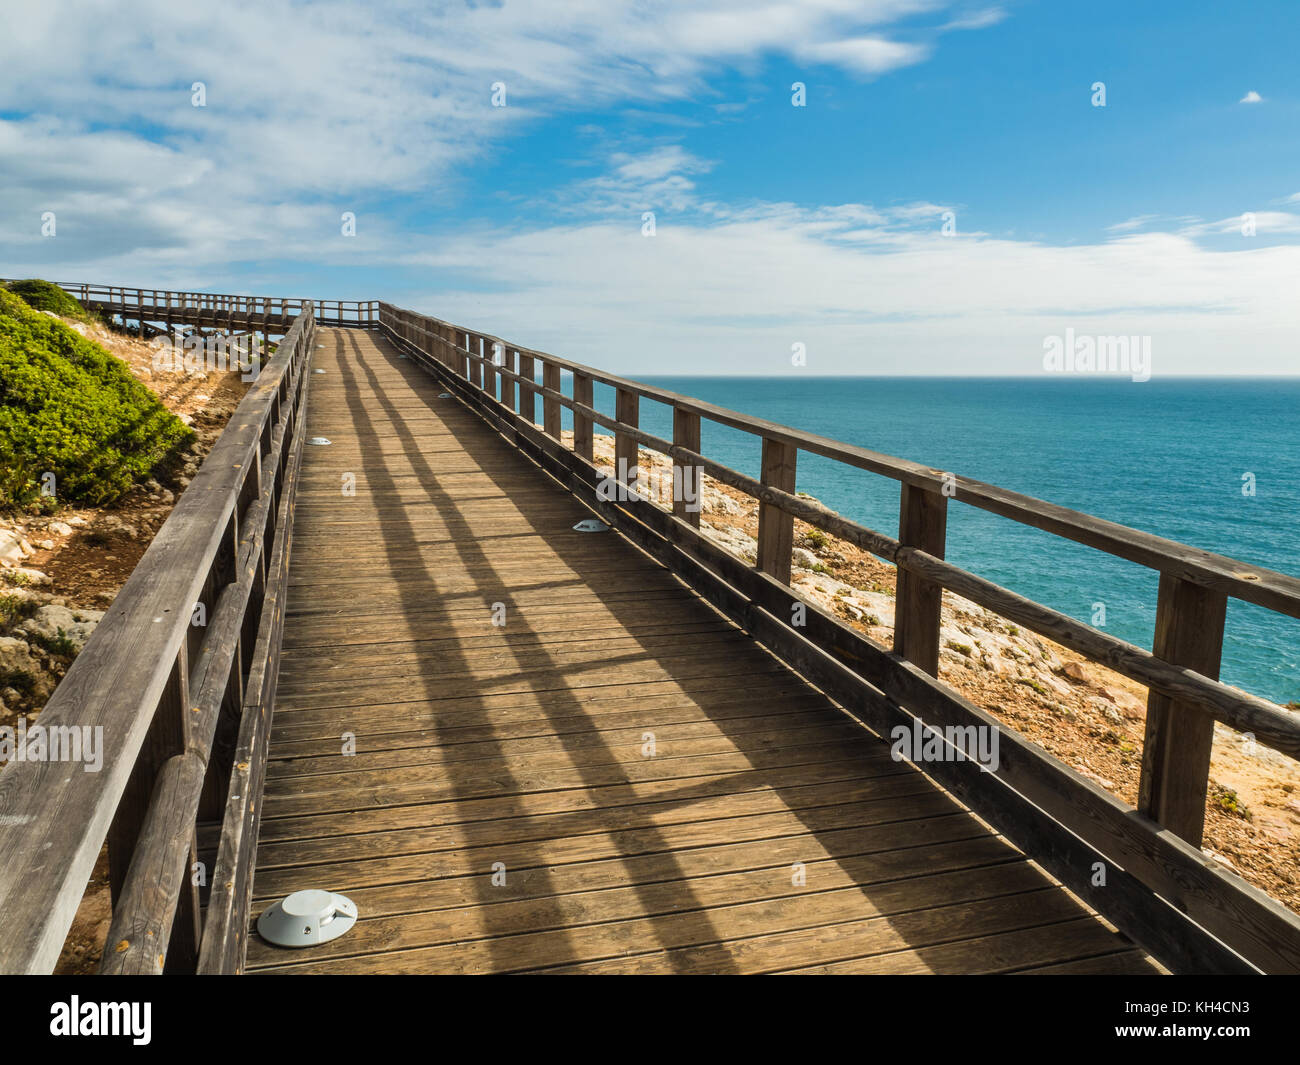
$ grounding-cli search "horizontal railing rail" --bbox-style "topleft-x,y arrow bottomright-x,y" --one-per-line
0,279 -> 378,328
2,282 -> 1295,975
0,302 -> 316,974
378,300 -> 1300,974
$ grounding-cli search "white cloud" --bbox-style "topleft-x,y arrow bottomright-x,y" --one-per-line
940,6 -> 1007,31
382,215 -> 1300,376
1106,215 -> 1159,233
2,3 -> 1296,377
1240,90 -> 1263,103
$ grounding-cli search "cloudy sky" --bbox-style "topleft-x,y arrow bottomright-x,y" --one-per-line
2,0 -> 1298,374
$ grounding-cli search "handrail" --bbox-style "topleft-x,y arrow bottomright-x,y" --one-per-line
1,282 -> 1294,974
0,279 -> 378,327
0,303 -> 316,974
377,300 -> 1300,974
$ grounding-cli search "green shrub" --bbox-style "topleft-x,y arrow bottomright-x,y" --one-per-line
0,594 -> 39,626
5,280 -> 90,320
29,628 -> 77,658
0,287 -> 193,507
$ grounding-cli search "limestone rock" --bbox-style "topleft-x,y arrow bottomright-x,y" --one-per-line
20,604 -> 105,654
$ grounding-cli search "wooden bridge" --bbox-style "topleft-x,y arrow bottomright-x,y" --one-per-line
1,284 -> 1298,975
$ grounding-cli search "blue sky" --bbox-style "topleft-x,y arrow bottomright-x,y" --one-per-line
2,0 -> 1298,374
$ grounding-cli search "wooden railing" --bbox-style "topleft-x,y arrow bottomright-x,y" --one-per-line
378,301 -> 1300,974
0,300 -> 317,974
1,279 -> 377,328
2,282 -> 1296,974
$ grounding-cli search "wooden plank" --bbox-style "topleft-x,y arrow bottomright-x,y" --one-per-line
1139,575 -> 1227,845
247,836 -> 1021,968
894,482 -> 947,676
517,351 -> 535,423
427,375 -> 1277,973
231,326 -> 1167,978
542,361 -> 562,439
573,373 -> 594,463
756,436 -> 796,583
254,883 -> 1080,975
673,406 -> 702,528
615,387 -> 639,493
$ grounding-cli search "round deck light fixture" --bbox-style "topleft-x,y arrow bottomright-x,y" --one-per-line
573,519 -> 609,533
308,437 -> 332,445
258,889 -> 358,948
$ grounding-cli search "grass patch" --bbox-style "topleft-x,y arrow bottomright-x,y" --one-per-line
1215,786 -> 1252,821
0,286 -> 193,507
0,595 -> 39,626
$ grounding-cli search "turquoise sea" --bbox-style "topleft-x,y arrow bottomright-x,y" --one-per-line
557,377 -> 1300,706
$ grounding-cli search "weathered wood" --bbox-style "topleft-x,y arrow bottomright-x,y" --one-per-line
615,388 -> 639,494
484,339 -> 499,402
198,377 -> 307,973
756,437 -> 797,583
420,353 -> 1300,973
894,484 -> 947,676
0,304 -> 312,975
99,313 -> 311,974
499,348 -> 517,413
673,407 -> 702,528
1139,575 -> 1228,845
100,753 -> 205,974
107,638 -> 189,905
241,327 -> 1154,976
362,295 -> 1300,618
543,361 -> 562,439
573,372 -> 594,463
517,351 -> 535,423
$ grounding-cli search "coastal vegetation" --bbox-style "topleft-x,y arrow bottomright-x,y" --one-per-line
0,284 -> 193,508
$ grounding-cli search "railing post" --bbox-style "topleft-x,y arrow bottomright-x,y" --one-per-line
756,437 -> 796,582
1138,575 -> 1227,846
501,348 -> 517,411
615,388 -> 640,494
543,361 -> 562,439
107,635 -> 189,904
673,407 -> 702,528
442,324 -> 456,369
894,483 -> 948,675
517,351 -> 535,423
484,340 -> 499,401
573,372 -> 594,463
470,335 -> 486,390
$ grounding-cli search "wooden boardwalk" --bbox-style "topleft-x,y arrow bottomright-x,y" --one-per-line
245,327 -> 1159,974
